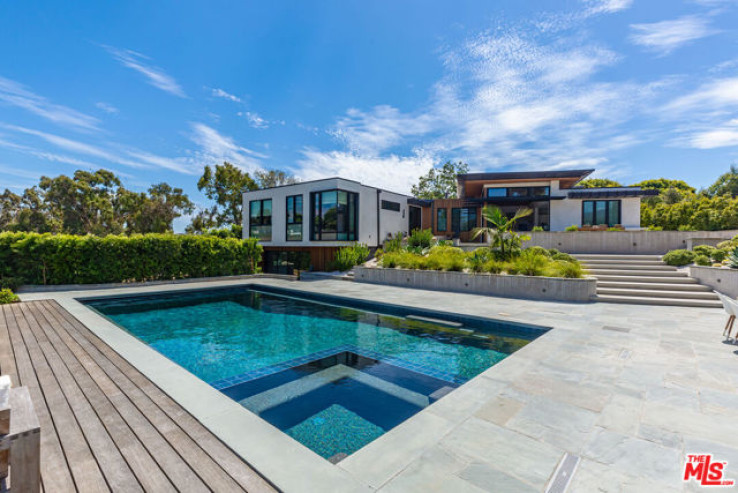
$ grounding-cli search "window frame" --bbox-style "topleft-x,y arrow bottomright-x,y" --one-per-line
581,199 -> 621,227
436,208 -> 447,232
309,189 -> 359,241
285,194 -> 303,242
451,207 -> 477,233
248,198 -> 273,241
381,200 -> 401,212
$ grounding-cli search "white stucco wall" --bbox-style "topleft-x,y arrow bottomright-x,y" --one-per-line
242,178 -> 409,247
549,197 -> 641,231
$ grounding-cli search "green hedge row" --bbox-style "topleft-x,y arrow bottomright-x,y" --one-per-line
0,232 -> 262,287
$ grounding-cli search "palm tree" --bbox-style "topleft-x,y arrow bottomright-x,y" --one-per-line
472,205 -> 533,258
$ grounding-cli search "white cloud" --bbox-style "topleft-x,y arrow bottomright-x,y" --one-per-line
629,16 -> 716,55
584,0 -> 633,14
237,111 -> 270,129
689,120 -> 738,149
0,76 -> 99,130
211,88 -> 242,103
664,76 -> 738,113
298,150 -> 435,194
189,123 -> 266,171
103,45 -> 186,97
95,102 -> 119,114
0,124 -> 198,174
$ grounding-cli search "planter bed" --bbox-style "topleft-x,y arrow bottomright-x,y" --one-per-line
354,266 -> 596,302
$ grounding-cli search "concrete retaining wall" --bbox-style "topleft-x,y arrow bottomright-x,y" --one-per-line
689,266 -> 738,298
354,267 -> 596,302
522,230 -> 738,255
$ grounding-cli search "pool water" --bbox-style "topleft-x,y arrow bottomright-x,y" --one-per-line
85,285 -> 546,461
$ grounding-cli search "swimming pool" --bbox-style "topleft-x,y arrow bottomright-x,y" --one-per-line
84,285 -> 548,462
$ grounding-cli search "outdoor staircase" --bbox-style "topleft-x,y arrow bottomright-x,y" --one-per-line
575,254 -> 723,308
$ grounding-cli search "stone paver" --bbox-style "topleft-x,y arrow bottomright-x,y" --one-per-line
19,277 -> 738,492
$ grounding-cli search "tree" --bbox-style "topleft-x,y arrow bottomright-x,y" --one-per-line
195,162 -> 258,228
119,183 -> 194,234
411,161 -> 469,199
577,178 -> 622,188
472,206 -> 532,258
706,165 -> 738,197
630,178 -> 695,194
0,169 -> 193,235
254,170 -> 298,188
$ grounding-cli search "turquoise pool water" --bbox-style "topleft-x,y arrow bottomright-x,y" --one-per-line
85,286 -> 544,460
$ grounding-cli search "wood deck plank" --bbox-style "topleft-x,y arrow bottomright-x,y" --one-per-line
1,305 -> 77,492
39,301 -> 249,493
8,303 -> 109,493
17,303 -> 142,492
28,302 -> 176,493
0,300 -> 276,493
47,300 -> 277,493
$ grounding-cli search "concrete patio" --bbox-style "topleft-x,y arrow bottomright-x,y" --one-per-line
18,277 -> 738,492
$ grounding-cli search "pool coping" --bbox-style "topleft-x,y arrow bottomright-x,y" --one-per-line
19,278 -> 558,493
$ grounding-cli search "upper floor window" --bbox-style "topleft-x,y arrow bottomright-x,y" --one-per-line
286,195 -> 303,241
582,200 -> 620,227
310,190 -> 359,241
381,200 -> 401,212
451,207 -> 477,233
249,199 -> 272,241
486,186 -> 550,198
437,208 -> 447,232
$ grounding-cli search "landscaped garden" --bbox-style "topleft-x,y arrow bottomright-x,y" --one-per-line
373,206 -> 586,279
662,236 -> 738,267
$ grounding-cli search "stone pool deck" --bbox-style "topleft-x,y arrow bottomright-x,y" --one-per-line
19,277 -> 738,492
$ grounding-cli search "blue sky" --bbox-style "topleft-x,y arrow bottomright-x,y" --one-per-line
1,0 -> 738,228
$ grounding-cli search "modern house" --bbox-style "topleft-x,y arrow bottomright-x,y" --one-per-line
243,169 -> 656,272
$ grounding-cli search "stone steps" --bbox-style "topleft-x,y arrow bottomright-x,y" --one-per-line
597,287 -> 720,300
576,254 -> 721,308
593,294 -> 722,308
597,281 -> 712,292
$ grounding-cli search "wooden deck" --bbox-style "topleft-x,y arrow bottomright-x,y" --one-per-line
0,300 -> 277,492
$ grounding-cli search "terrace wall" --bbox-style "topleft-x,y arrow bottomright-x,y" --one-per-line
354,267 -> 596,302
521,230 -> 738,255
689,266 -> 738,298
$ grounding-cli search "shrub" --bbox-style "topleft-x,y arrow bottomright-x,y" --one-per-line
524,246 -> 551,257
717,235 -> 738,250
483,260 -> 506,274
552,252 -> 577,262
565,225 -> 579,232
0,232 -> 262,285
694,254 -> 711,266
383,233 -> 404,253
331,243 -> 370,271
547,260 -> 585,278
662,249 -> 695,266
532,226 -> 544,232
547,248 -> 560,256
692,245 -> 717,258
729,247 -> 738,269
0,276 -> 23,291
508,250 -> 549,276
407,229 -> 434,249
712,248 -> 729,263
0,289 -> 19,304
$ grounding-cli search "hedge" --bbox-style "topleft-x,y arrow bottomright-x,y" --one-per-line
0,232 -> 262,287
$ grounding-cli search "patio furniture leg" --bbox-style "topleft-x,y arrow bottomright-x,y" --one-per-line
723,315 -> 735,337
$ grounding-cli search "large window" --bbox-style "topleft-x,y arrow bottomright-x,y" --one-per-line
437,208 -> 447,232
286,195 -> 303,241
310,190 -> 359,241
249,199 -> 272,240
451,207 -> 477,233
582,200 -> 621,227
